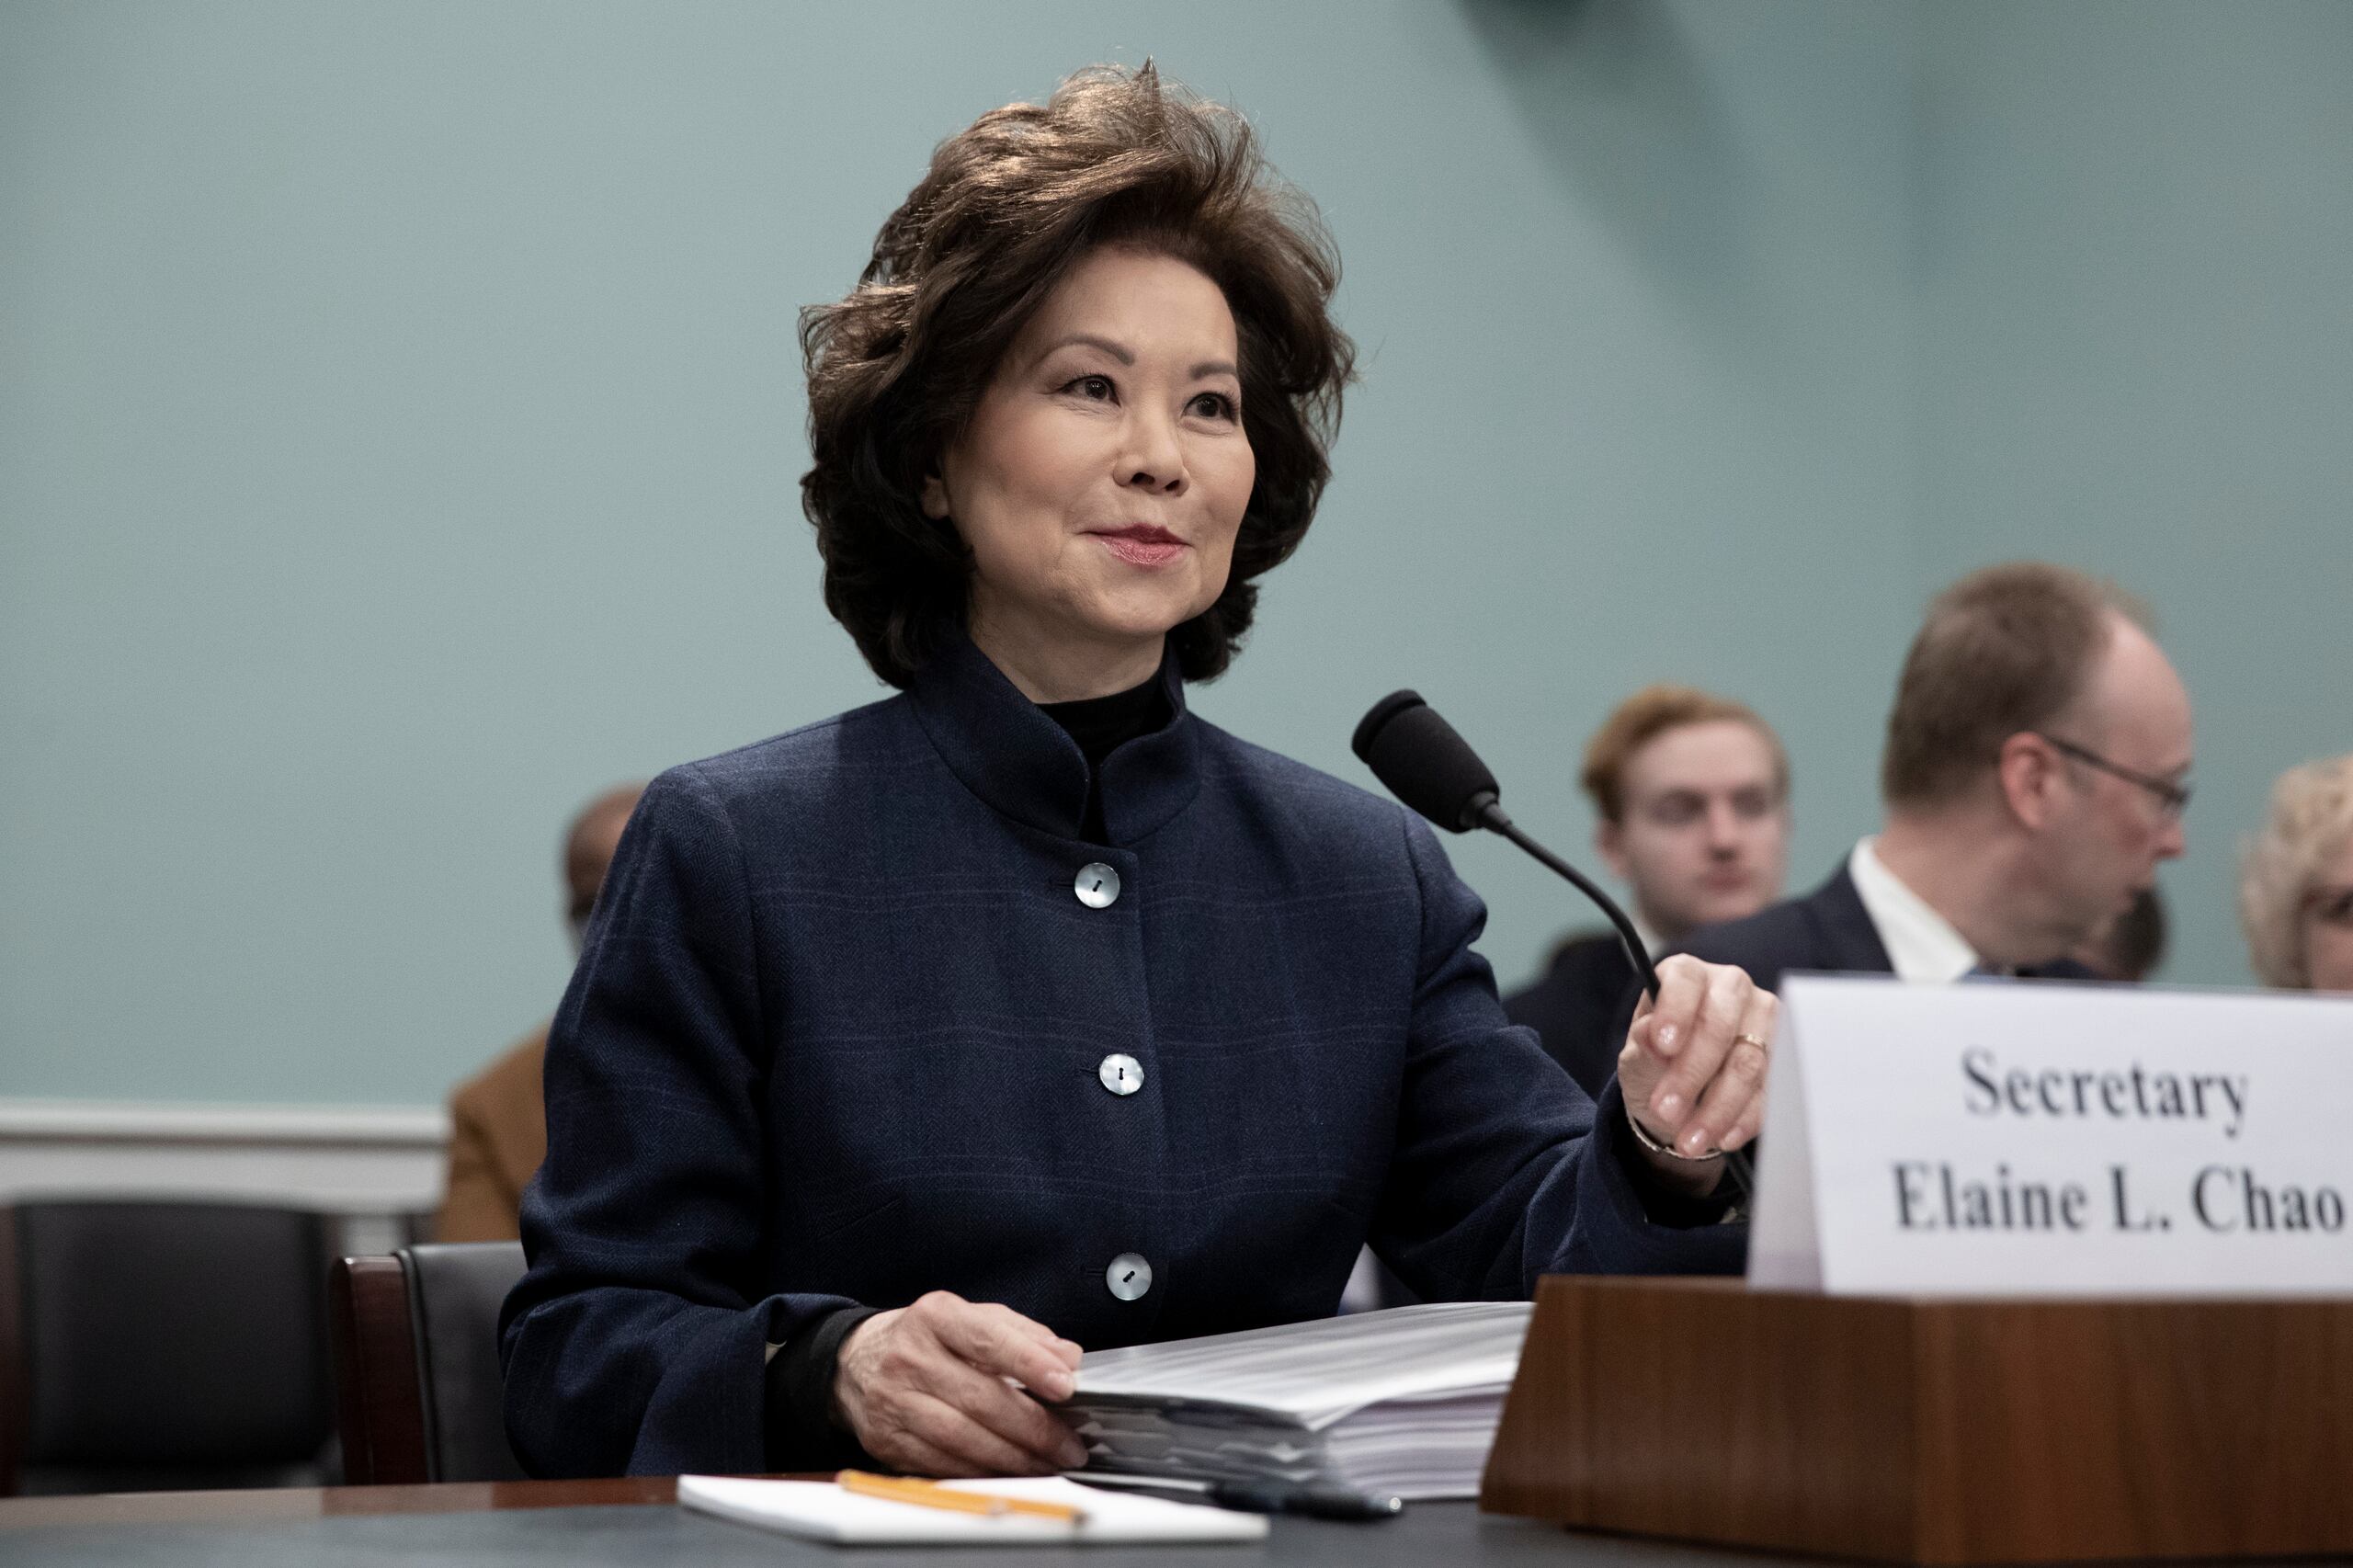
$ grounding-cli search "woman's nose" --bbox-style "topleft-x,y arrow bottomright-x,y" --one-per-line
1119,412 -> 1188,495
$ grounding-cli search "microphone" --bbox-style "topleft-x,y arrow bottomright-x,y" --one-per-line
1352,690 -> 1754,1197
1351,690 -> 1654,992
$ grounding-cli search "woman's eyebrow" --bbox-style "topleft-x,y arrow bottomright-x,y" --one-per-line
1029,335 -> 1235,381
1032,332 -> 1134,366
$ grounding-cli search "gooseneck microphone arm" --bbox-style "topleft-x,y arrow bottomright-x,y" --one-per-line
1352,690 -> 1752,1199
1462,793 -> 1658,1004
1469,792 -> 1751,1201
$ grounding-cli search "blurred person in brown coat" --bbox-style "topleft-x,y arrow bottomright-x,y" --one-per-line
438,783 -> 643,1242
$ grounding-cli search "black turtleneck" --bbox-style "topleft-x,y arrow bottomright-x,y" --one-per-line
1040,675 -> 1173,842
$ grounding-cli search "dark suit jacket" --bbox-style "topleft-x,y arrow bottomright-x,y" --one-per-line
499,633 -> 1742,1480
1674,861 -> 2094,992
1503,932 -> 1639,1098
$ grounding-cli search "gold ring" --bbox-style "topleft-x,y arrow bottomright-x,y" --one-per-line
1733,1032 -> 1768,1051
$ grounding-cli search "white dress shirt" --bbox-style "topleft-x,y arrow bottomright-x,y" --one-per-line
1847,837 -> 1981,983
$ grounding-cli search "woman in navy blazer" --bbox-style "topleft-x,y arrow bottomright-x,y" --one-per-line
500,64 -> 1778,1482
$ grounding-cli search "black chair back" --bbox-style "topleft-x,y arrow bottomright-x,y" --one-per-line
1,1201 -> 335,1495
328,1241 -> 527,1483
405,1242 -> 529,1482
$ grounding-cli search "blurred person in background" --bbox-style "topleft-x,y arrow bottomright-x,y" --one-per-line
438,782 -> 644,1243
2239,755 -> 2353,994
1505,685 -> 1790,1094
1675,562 -> 2189,992
2070,885 -> 2167,982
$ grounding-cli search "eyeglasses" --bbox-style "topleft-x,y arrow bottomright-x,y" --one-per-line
2030,733 -> 2192,819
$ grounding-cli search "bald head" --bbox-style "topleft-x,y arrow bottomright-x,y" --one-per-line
2065,613 -> 2193,767
1957,608 -> 2191,960
565,783 -> 645,936
2023,610 -> 2192,920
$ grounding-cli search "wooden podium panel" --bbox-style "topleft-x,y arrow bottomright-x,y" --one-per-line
1480,1276 -> 2353,1564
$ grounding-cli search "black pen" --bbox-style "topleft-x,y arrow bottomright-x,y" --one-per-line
1204,1480 -> 1404,1521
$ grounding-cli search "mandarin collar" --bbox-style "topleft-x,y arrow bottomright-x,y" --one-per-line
905,632 -> 1201,846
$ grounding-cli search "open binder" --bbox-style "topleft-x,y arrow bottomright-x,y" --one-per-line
1063,1301 -> 1531,1500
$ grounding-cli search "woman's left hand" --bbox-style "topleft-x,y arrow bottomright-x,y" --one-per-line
1615,954 -> 1776,1193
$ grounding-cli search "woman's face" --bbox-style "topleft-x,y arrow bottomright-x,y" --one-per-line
2303,838 -> 2353,993
924,247 -> 1255,698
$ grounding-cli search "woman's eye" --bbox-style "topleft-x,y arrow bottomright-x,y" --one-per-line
1189,392 -> 1237,420
1064,374 -> 1116,402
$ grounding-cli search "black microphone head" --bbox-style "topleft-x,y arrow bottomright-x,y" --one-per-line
1351,690 -> 1501,833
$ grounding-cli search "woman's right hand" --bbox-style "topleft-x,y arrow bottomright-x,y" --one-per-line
831,1291 -> 1089,1476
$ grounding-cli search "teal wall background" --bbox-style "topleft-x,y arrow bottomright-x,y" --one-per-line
1912,0 -> 2353,1029
1,2 -> 2341,1106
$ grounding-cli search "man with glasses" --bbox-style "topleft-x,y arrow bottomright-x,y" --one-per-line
1667,562 -> 2190,993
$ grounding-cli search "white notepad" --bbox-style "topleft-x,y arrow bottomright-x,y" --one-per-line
677,1473 -> 1268,1547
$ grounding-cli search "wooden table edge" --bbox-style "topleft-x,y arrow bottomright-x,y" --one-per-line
0,1473 -> 830,1529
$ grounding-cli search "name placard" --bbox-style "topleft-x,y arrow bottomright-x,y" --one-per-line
1750,975 -> 2353,1295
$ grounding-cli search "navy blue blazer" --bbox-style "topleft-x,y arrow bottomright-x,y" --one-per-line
499,635 -> 1743,1479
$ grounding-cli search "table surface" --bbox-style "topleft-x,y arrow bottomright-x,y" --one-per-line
7,1477 -> 2347,1566
0,1477 -> 1813,1566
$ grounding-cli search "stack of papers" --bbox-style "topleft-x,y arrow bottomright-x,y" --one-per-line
1063,1301 -> 1532,1500
679,1474 -> 1267,1546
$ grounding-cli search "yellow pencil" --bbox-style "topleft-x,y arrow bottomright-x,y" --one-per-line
835,1469 -> 1088,1524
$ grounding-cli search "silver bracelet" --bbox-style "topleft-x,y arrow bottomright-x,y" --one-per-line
1625,1105 -> 1722,1164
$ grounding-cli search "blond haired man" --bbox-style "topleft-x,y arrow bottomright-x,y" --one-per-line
1504,686 -> 1790,1095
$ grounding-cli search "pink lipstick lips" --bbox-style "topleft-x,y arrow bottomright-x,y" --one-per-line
1091,524 -> 1188,568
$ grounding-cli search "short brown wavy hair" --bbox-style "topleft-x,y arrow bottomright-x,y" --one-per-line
800,63 -> 1355,688
1579,685 -> 1787,824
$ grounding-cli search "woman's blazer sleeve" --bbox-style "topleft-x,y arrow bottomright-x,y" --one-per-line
1371,813 -> 1747,1296
498,767 -> 856,1477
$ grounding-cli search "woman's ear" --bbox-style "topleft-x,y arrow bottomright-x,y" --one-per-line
920,471 -> 950,520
